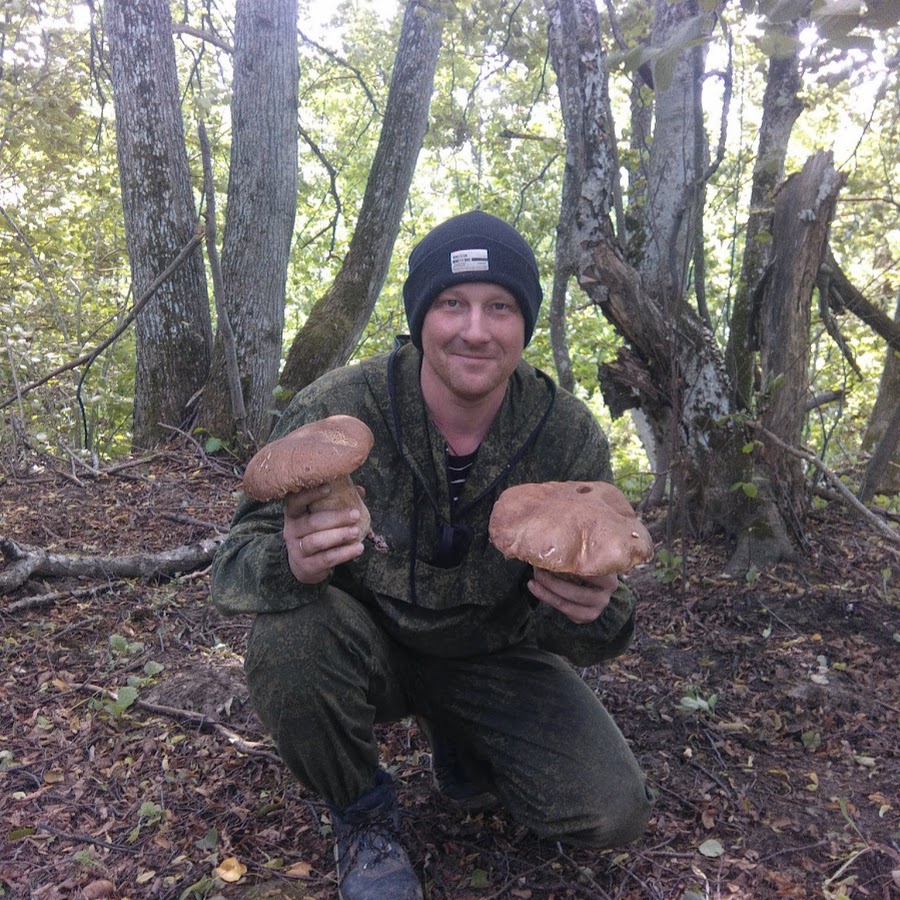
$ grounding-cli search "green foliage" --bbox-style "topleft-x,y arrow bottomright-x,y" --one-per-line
92,684 -> 138,720
1,0 -> 897,503
676,686 -> 719,716
128,800 -> 166,843
654,548 -> 684,584
108,633 -> 144,660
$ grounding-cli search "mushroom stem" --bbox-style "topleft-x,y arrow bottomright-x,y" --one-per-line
309,475 -> 371,536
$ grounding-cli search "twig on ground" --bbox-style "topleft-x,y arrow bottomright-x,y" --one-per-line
36,822 -> 138,855
74,681 -> 282,764
5,584 -> 126,612
1,536 -> 222,594
752,422 -> 900,548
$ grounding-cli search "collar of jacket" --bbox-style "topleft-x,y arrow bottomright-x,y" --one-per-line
378,342 -> 557,520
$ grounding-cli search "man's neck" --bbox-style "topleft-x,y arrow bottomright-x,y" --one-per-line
420,376 -> 505,456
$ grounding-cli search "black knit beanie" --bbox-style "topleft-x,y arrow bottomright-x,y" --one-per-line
402,210 -> 543,350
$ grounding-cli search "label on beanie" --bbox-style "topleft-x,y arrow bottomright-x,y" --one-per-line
450,248 -> 489,273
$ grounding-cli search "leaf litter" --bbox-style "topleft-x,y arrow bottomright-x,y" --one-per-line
1,448 -> 898,899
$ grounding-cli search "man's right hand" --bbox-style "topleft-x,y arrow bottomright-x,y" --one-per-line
283,484 -> 366,584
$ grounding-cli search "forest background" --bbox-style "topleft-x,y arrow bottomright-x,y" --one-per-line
1,0 -> 898,546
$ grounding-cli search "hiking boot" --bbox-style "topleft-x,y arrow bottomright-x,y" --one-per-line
331,771 -> 422,900
419,718 -> 498,813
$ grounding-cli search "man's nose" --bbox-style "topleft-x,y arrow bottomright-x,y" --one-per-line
460,307 -> 489,340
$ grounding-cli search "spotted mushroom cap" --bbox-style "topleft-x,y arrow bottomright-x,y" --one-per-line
488,481 -> 654,576
241,415 -> 375,502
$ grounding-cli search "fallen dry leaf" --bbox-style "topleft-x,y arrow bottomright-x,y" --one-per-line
213,856 -> 248,883
81,880 -> 116,900
285,860 -> 314,878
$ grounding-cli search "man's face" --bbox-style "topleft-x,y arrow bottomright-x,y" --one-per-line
419,282 -> 526,404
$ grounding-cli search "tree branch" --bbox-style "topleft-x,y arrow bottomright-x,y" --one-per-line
824,245 -> 900,352
1,536 -> 222,594
750,423 -> 900,547
0,232 -> 205,411
198,121 -> 246,434
172,24 -> 234,54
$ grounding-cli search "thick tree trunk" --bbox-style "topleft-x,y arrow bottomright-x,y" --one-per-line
547,0 -> 831,575
719,24 -> 804,571
548,0 -> 735,531
757,151 -> 846,514
277,0 -> 445,399
725,22 -> 803,408
105,0 -> 212,450
197,0 -> 299,447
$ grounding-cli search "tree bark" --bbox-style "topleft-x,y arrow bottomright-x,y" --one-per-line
547,0 -> 836,574
197,0 -> 299,447
725,21 -> 804,408
860,297 -> 900,500
548,0 -> 733,528
757,151 -> 847,515
277,0 -> 445,399
105,0 -> 212,450
0,536 -> 221,594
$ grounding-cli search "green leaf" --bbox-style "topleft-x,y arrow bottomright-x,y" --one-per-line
204,436 -> 224,454
469,868 -> 491,889
116,686 -> 139,711
801,730 -> 822,751
144,661 -> 165,677
699,838 -> 725,857
194,827 -> 219,850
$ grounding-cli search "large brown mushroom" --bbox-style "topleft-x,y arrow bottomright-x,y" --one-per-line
241,415 -> 374,534
488,481 -> 653,579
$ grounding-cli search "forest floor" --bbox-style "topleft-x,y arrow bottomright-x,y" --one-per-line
1,447 -> 899,900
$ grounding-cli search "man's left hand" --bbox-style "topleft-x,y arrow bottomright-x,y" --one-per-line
529,569 -> 619,624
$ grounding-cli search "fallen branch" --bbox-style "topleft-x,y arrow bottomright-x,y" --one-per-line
77,681 -> 280,762
751,423 -> 900,547
6,583 -> 127,613
1,536 -> 222,595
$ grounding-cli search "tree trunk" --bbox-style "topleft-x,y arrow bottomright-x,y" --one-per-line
197,0 -> 299,447
547,0 -> 831,574
718,20 -> 804,571
548,0 -> 733,528
105,0 -> 212,450
859,297 -> 900,501
757,151 -> 846,516
277,0 -> 445,399
725,22 -> 803,408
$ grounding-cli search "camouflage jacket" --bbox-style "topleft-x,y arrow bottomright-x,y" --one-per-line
211,342 -> 635,662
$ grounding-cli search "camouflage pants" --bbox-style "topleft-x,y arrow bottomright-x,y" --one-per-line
245,587 -> 653,848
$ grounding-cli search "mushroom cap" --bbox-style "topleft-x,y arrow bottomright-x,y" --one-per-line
488,481 -> 654,577
241,415 -> 375,502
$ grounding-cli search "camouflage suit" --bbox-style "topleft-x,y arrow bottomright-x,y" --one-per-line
211,342 -> 653,847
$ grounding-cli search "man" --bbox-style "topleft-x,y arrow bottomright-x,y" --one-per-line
211,210 -> 653,900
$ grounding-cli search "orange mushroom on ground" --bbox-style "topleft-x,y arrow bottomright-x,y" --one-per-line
488,481 -> 653,579
241,415 -> 375,535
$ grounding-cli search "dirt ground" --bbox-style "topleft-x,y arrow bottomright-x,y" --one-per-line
1,447 -> 899,900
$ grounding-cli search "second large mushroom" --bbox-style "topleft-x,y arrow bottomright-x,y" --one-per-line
488,480 -> 653,579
